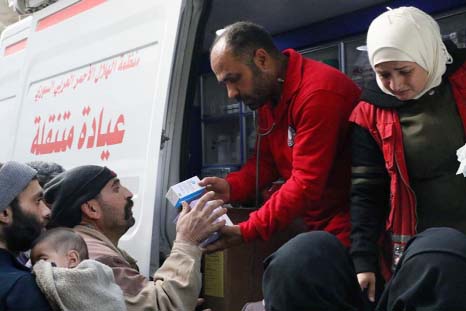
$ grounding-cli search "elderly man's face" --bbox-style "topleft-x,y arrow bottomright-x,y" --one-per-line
3,180 -> 50,252
97,178 -> 134,235
210,42 -> 275,110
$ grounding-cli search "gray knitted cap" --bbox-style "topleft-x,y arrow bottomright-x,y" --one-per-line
0,161 -> 37,212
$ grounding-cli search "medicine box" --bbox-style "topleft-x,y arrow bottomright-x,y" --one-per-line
165,176 -> 205,208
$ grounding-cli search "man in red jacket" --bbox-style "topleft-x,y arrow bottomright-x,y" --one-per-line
200,21 -> 361,253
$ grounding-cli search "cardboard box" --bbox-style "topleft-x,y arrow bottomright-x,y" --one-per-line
202,208 -> 307,311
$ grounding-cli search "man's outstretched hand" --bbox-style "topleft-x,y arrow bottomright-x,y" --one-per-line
176,191 -> 226,245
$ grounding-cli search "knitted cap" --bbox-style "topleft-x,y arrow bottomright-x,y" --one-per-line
0,161 -> 37,212
45,165 -> 116,228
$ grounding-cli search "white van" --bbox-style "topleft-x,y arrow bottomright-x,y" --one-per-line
0,0 -> 198,277
1,1 -> 465,309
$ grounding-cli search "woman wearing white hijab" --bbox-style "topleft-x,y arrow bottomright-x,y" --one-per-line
258,7 -> 466,311
349,6 -> 466,309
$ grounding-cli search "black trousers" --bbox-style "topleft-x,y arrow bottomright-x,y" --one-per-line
262,228 -> 466,311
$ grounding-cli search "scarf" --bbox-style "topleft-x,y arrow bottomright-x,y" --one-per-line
367,6 -> 453,99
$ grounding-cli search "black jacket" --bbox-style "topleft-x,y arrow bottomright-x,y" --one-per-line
0,249 -> 50,311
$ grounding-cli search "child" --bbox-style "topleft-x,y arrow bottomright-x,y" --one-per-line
31,228 -> 126,311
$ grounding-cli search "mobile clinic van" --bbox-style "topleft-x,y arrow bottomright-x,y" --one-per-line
0,0 -> 198,277
1,0 -> 466,309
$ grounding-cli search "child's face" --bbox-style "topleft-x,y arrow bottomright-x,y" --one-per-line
31,241 -> 77,268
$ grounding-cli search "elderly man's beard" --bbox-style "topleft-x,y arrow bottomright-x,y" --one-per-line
124,198 -> 135,229
3,204 -> 43,253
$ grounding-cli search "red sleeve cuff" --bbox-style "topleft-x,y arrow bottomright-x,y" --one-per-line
239,219 -> 259,242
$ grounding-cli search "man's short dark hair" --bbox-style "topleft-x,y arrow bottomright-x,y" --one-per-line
32,227 -> 89,261
27,161 -> 65,188
211,21 -> 281,62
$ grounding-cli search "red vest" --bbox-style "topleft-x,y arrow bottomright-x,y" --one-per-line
350,62 -> 466,278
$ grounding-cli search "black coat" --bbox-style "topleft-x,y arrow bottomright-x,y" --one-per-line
0,249 -> 50,311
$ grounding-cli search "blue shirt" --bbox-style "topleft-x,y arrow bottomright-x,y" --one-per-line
0,249 -> 50,311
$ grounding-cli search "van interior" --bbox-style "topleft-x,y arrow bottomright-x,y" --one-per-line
133,0 -> 466,309
154,1 -> 466,309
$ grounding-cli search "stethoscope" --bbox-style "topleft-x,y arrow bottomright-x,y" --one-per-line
246,77 -> 285,208
255,119 -> 276,208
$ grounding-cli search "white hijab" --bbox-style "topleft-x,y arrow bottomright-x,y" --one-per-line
367,6 -> 453,99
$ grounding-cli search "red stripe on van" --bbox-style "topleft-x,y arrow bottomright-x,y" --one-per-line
4,38 -> 28,56
36,0 -> 106,31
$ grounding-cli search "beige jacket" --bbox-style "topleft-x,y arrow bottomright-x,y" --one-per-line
74,225 -> 202,311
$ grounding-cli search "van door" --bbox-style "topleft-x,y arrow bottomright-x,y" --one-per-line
150,0 -> 212,272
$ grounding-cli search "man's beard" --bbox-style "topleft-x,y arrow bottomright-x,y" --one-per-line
100,198 -> 135,234
124,198 -> 135,229
241,65 -> 274,110
3,204 -> 43,253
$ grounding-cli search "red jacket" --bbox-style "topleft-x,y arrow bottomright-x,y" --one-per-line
350,60 -> 466,273
226,49 -> 361,246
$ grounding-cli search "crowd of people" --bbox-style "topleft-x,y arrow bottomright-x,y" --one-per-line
1,6 -> 465,311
